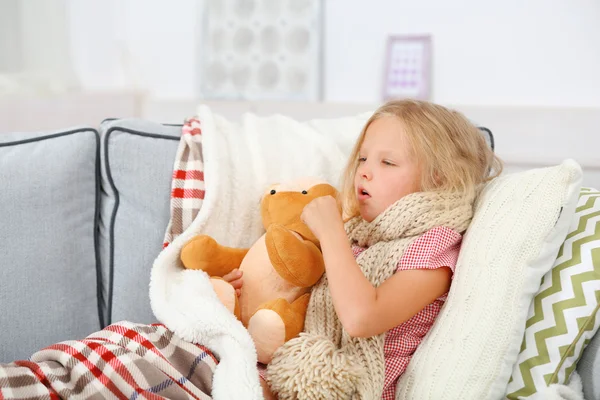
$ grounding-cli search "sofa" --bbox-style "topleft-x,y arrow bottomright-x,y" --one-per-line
0,118 -> 182,359
1,114 -> 599,400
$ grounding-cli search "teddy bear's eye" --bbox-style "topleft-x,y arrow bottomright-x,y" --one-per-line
270,189 -> 276,195
302,190 -> 308,194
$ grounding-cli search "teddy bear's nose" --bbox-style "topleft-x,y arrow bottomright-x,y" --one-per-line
302,190 -> 307,194
270,190 -> 276,195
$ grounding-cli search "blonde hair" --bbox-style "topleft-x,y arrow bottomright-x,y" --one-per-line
340,99 -> 503,219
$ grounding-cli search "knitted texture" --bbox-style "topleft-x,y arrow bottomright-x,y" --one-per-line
267,191 -> 474,399
393,161 -> 582,400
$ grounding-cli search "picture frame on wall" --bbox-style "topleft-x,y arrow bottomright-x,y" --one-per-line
382,35 -> 432,101
200,0 -> 324,101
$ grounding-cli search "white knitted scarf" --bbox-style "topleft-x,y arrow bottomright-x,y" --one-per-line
267,191 -> 474,399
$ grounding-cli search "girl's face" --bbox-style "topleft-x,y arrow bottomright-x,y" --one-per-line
354,116 -> 421,222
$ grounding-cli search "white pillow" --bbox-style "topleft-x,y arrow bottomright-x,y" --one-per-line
395,159 -> 583,400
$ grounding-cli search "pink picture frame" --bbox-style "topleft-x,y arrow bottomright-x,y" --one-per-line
382,35 -> 432,101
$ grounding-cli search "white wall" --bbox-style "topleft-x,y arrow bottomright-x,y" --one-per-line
63,0 -> 600,107
0,0 -> 77,92
67,0 -> 127,92
325,0 -> 600,106
67,0 -> 200,98
0,0 -> 22,73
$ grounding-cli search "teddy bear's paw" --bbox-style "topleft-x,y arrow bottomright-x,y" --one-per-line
210,278 -> 240,320
247,308 -> 286,364
266,224 -> 325,287
181,235 -> 248,277
180,235 -> 220,271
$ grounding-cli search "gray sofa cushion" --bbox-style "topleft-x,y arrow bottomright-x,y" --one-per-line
478,127 -> 495,151
0,128 -> 101,362
579,330 -> 600,400
99,119 -> 181,326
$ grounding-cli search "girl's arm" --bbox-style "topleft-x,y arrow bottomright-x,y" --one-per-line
321,225 -> 451,338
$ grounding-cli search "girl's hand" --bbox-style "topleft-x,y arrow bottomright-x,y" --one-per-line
223,269 -> 243,296
301,195 -> 344,241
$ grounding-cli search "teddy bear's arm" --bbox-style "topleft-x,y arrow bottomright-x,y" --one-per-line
265,224 -> 325,288
180,235 -> 248,277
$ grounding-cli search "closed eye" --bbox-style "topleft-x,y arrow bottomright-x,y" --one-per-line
358,157 -> 366,163
382,160 -> 395,166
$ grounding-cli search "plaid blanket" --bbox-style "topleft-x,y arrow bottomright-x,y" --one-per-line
0,321 -> 217,400
163,117 -> 205,249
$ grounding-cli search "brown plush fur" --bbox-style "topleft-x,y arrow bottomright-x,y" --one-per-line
180,177 -> 338,363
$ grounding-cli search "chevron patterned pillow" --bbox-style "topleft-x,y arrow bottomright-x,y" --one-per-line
506,187 -> 600,399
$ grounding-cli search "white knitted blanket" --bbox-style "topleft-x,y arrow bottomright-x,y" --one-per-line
149,106 -> 369,399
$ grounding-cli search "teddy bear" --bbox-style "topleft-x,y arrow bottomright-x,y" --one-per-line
180,176 -> 338,364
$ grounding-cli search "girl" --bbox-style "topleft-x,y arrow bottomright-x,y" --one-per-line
227,99 -> 502,399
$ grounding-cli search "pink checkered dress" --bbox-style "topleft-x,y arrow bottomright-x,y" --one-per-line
258,226 -> 461,398
352,226 -> 462,399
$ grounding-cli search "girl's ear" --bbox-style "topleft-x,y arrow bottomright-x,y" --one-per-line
422,164 -> 441,189
433,169 -> 445,187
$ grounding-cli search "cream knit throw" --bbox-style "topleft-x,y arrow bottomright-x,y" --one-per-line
266,191 -> 474,400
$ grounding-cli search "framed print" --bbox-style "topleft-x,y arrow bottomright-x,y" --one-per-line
200,0 -> 324,101
382,35 -> 432,101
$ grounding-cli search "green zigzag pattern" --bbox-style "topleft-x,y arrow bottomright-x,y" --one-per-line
548,191 -> 600,272
507,192 -> 600,399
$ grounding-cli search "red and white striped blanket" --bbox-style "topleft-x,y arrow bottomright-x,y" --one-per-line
162,117 -> 205,249
0,321 -> 217,400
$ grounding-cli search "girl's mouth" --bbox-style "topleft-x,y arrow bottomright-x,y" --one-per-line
358,187 -> 371,201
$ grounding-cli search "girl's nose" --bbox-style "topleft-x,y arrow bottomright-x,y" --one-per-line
359,166 -> 372,180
